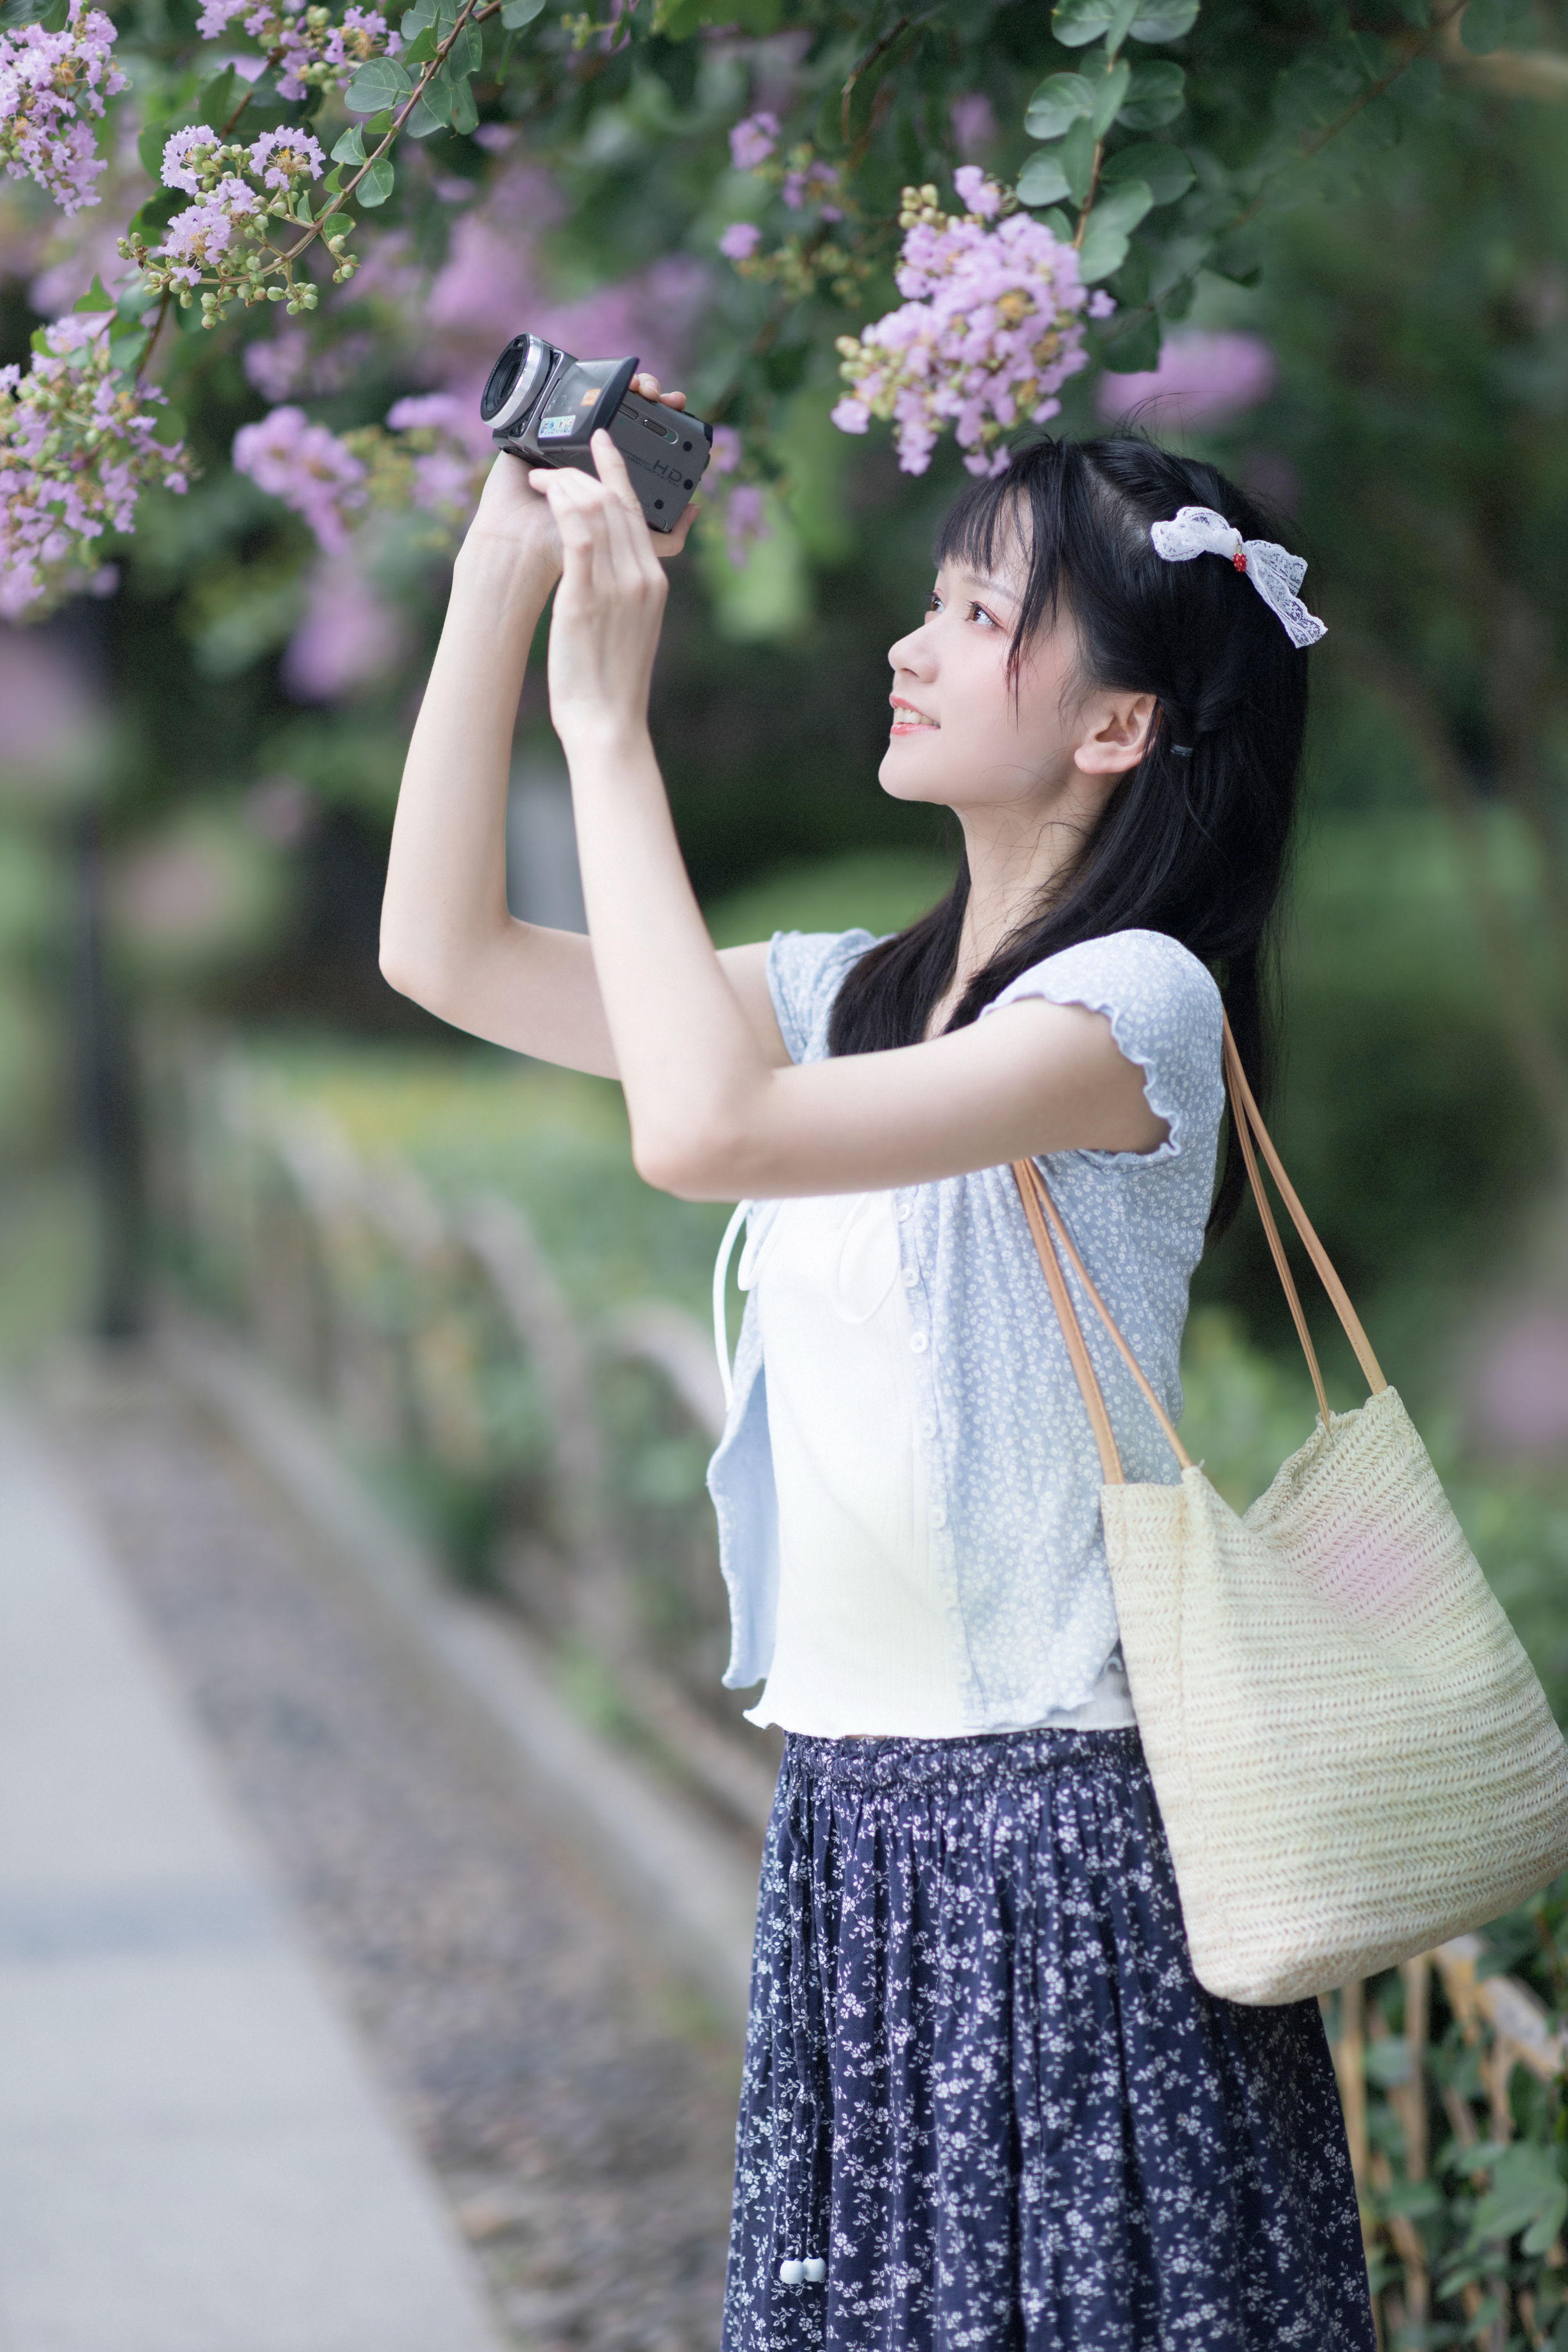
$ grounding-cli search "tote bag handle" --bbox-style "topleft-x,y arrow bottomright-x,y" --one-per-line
1012,1013 -> 1390,1485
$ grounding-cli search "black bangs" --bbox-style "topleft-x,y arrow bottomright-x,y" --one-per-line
828,431 -> 1314,1239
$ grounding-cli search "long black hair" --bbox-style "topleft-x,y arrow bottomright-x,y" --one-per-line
826,434 -> 1311,1235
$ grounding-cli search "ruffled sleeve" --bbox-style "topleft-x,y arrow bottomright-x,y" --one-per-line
979,927 -> 1224,1168
766,928 -> 882,1067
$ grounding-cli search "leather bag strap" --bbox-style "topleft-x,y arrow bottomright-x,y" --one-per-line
1012,1009 -> 1389,1480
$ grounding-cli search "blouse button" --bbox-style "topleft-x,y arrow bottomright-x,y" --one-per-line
897,1202 -> 912,1221
803,2259 -> 828,2285
778,2261 -> 804,2287
910,1332 -> 928,1353
902,1267 -> 918,1288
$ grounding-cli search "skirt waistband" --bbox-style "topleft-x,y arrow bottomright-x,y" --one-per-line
780,1723 -> 1143,1796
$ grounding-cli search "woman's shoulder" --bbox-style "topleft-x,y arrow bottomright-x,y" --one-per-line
766,926 -> 886,1066
986,927 -> 1221,1034
982,927 -> 1224,1171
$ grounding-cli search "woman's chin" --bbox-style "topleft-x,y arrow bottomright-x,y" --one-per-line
878,742 -> 952,803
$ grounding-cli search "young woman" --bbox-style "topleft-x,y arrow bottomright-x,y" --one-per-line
381,389 -> 1375,2352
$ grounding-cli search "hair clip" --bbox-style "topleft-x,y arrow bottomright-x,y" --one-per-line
1150,506 -> 1325,649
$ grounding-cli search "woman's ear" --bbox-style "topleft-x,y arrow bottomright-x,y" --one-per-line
1073,689 -> 1157,778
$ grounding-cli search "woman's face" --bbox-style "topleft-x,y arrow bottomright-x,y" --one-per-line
880,531 -> 1152,815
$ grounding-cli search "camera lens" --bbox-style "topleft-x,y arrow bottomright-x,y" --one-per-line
481,335 -> 552,430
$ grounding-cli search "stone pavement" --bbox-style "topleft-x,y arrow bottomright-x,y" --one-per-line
0,1404 -> 508,2352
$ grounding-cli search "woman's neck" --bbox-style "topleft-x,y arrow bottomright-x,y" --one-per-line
926,797 -> 1087,1035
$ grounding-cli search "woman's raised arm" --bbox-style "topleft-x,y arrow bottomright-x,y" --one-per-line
379,382 -> 784,1077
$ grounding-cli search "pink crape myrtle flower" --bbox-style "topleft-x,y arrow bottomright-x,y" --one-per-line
722,481 -> 769,566
248,127 -> 325,189
782,157 -> 840,216
232,405 -> 366,551
0,0 -> 128,215
719,221 -> 761,262
832,172 -> 1103,476
729,110 -> 779,171
162,124 -> 224,194
1,315 -> 188,617
325,7 -> 396,69
282,552 -> 408,701
708,424 -> 741,476
160,184 -> 256,283
1095,329 -> 1278,431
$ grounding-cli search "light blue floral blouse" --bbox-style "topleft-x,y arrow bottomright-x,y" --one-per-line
705,925 -> 1225,1731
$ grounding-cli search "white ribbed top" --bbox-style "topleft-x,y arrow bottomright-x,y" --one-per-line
742,1189 -> 1135,1740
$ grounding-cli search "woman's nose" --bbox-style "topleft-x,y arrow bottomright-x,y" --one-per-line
887,623 -> 933,678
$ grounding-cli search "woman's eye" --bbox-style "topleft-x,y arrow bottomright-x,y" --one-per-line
925,591 -> 942,616
969,602 -> 997,628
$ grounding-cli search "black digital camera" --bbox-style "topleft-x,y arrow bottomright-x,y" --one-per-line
480,333 -> 711,534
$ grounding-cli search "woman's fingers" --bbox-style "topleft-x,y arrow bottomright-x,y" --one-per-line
631,371 -> 688,413
653,499 -> 699,560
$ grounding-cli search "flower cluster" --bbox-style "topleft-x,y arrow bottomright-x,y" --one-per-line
832,170 -> 1112,477
720,118 -> 857,301
1,314 -> 189,619
233,403 -> 366,549
122,121 -> 354,324
195,0 -> 401,101
233,393 -> 486,551
0,1 -> 127,215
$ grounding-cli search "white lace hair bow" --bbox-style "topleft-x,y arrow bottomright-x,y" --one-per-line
1149,505 -> 1326,650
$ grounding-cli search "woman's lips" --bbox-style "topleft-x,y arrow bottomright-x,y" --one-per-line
890,699 -> 937,735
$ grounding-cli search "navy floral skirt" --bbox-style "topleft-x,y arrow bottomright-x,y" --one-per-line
724,1727 -> 1375,2352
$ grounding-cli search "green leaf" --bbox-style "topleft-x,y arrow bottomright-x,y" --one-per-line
1211,225 -> 1261,283
323,162 -> 346,192
1396,53 -> 1443,108
74,274 -> 117,315
1052,0 -> 1137,52
1101,308 -> 1160,369
1024,72 -> 1095,141
1363,2036 -> 1411,2088
1092,60 -> 1132,137
357,154 -> 395,203
293,186 -> 314,222
1128,0 -> 1198,39
108,325 -> 150,377
1467,2144 -> 1568,2250
1108,236 -> 1150,304
37,0 -> 67,30
404,93 -> 446,136
1016,149 -> 1074,206
402,23 -> 439,59
196,65 -> 238,127
499,0 -> 546,22
1089,177 -> 1155,235
400,0 -> 436,28
1102,140 -> 1193,204
1460,0 -> 1504,51
128,188 -> 184,242
446,19 -> 481,74
332,123 -> 367,163
1117,60 -> 1185,127
137,116 -> 172,179
1077,214 -> 1131,283
1274,59 -> 1355,132
445,68 -> 478,134
1060,115 -> 1098,204
345,55 -> 413,113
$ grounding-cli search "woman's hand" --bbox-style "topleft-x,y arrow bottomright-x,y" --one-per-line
528,422 -> 695,743
459,371 -> 695,588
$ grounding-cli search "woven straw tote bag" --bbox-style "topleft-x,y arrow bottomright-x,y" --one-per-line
1012,1020 -> 1568,2006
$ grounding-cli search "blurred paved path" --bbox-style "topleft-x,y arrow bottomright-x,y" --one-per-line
0,1404 -> 507,2352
